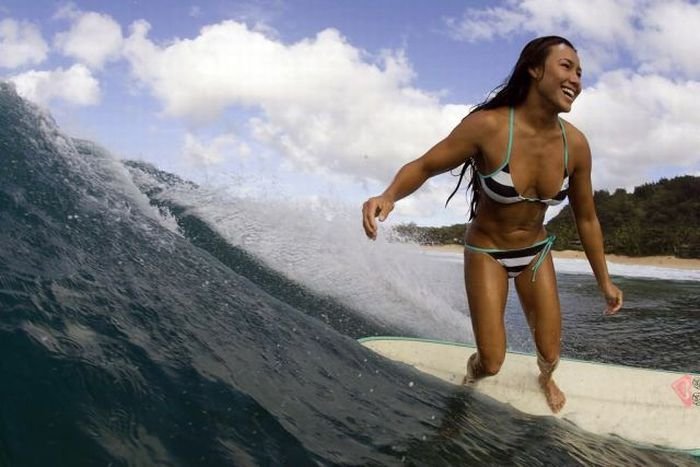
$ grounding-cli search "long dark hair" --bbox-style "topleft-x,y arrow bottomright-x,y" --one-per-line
445,35 -> 577,220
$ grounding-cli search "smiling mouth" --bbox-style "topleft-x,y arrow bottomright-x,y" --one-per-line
562,87 -> 576,100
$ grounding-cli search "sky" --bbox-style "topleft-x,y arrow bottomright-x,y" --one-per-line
1,0 -> 699,227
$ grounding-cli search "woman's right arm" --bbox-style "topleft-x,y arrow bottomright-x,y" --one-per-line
362,112 -> 486,239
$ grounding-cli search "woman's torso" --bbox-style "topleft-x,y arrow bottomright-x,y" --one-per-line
466,106 -> 573,248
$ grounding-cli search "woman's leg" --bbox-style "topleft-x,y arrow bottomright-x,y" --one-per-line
514,253 -> 566,412
462,249 -> 509,383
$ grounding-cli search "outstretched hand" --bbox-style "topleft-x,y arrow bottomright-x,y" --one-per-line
362,195 -> 395,240
602,282 -> 623,315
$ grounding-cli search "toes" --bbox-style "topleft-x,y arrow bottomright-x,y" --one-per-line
551,396 -> 566,413
541,379 -> 566,413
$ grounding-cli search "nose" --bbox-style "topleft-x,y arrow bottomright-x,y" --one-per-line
569,71 -> 581,85
569,72 -> 581,89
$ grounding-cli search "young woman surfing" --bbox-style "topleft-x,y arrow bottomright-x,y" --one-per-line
361,36 -> 623,413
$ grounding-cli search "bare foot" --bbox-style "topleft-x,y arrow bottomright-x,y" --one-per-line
461,353 -> 479,385
539,374 -> 566,413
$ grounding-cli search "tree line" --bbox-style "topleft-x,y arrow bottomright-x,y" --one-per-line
392,175 -> 700,258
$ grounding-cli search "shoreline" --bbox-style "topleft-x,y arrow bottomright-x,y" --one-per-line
421,244 -> 700,270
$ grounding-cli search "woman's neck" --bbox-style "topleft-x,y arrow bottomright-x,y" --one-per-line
517,94 -> 561,131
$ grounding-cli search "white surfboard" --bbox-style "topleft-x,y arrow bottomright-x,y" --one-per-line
359,336 -> 700,457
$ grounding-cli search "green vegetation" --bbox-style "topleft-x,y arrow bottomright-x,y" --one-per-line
393,175 -> 700,258
393,222 -> 467,245
550,175 -> 700,258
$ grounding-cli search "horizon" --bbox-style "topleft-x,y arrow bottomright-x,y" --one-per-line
2,0 -> 699,226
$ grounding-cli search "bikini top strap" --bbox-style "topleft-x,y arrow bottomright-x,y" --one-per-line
558,117 -> 569,174
505,107 -> 515,165
478,107 -> 514,178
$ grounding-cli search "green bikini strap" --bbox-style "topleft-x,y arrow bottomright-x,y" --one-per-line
530,235 -> 557,282
480,107 -> 515,178
506,107 -> 515,165
558,118 -> 569,172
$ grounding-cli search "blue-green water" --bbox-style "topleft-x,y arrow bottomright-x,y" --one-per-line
1,82 -> 698,466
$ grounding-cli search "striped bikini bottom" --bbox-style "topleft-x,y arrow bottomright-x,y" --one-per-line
464,234 -> 556,282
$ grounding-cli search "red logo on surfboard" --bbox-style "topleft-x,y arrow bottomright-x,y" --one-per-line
672,375 -> 694,407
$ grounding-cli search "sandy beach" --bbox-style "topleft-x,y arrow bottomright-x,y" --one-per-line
422,244 -> 700,270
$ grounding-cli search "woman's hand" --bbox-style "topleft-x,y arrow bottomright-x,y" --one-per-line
362,195 -> 395,240
602,282 -> 623,315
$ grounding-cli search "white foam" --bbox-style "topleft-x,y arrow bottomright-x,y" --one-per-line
554,257 -> 700,282
26,97 -> 183,237
422,250 -> 700,282
159,183 -> 471,341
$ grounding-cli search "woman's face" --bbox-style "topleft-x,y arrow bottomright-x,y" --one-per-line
532,44 -> 582,113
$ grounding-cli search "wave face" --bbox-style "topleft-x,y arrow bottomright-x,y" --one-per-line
1,83 -> 698,466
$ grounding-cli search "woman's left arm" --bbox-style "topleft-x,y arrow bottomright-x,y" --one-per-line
567,127 -> 623,315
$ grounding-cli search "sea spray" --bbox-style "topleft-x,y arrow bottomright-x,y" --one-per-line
126,163 -> 472,341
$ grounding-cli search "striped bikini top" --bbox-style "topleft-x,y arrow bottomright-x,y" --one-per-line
479,108 -> 569,206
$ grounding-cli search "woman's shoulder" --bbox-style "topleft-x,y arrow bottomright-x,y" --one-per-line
559,118 -> 592,171
559,117 -> 590,151
461,107 -> 509,133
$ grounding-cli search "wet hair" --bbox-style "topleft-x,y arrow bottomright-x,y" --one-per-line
445,36 -> 577,219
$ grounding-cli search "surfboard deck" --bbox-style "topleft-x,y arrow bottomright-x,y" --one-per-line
359,336 -> 700,456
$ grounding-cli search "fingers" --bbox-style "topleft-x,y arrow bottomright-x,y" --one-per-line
361,199 -> 378,239
612,292 -> 623,312
378,202 -> 393,222
604,303 -> 618,315
361,197 -> 394,240
603,288 -> 623,315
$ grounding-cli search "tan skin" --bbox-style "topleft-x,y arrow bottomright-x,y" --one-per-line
362,44 -> 623,413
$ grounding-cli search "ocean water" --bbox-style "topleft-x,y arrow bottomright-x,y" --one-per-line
1,82 -> 698,466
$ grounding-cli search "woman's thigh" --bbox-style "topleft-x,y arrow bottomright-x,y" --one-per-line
464,249 -> 509,365
514,254 -> 561,360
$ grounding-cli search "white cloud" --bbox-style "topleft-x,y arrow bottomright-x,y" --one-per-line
444,0 -> 700,78
9,64 -> 100,106
569,71 -> 700,190
183,132 -> 251,167
122,20 -> 468,181
444,1 -> 630,76
0,19 -> 49,69
519,0 -> 637,44
636,0 -> 700,77
54,10 -> 123,69
445,6 -> 527,42
446,0 -> 636,44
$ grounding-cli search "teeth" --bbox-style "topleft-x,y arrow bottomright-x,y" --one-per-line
563,88 -> 575,98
